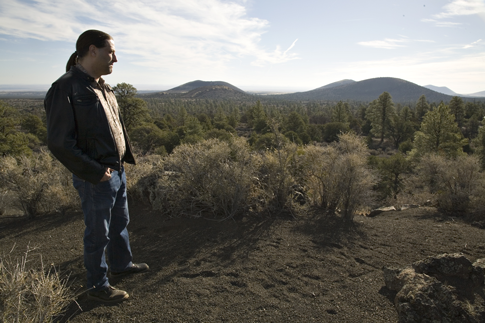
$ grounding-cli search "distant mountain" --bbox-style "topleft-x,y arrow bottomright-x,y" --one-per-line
165,80 -> 245,93
140,80 -> 253,100
315,79 -> 356,90
464,90 -> 485,98
424,85 -> 485,98
278,77 -> 457,103
423,85 -> 458,96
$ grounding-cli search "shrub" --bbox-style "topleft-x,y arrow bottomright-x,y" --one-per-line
398,139 -> 413,154
0,247 -> 73,322
253,142 -> 301,213
149,138 -> 258,220
124,154 -> 164,203
0,150 -> 78,217
250,132 -> 289,151
283,131 -> 303,145
302,133 -> 377,222
415,154 -> 483,214
370,153 -> 413,201
205,128 -> 234,142
323,122 -> 350,142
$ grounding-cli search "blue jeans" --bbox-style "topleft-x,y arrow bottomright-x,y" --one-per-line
73,167 -> 133,290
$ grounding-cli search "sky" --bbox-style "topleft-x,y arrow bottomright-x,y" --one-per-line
0,0 -> 484,94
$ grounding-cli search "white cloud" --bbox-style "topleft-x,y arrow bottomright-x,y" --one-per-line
421,19 -> 462,27
357,37 -> 434,50
424,0 -> 485,26
434,0 -> 485,19
251,39 -> 299,67
358,38 -> 407,49
464,39 -> 482,48
0,0 -> 299,75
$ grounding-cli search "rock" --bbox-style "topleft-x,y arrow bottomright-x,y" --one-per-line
412,253 -> 474,279
399,204 -> 419,211
383,254 -> 484,322
368,206 -> 396,217
472,258 -> 485,286
395,273 -> 473,323
473,258 -> 485,270
383,266 -> 415,292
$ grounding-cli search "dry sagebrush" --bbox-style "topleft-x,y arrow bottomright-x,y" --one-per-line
301,133 -> 377,221
252,142 -> 302,214
0,246 -> 73,323
414,154 -> 485,215
148,138 -> 259,220
0,150 -> 78,217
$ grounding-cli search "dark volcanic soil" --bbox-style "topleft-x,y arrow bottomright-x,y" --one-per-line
1,205 -> 485,322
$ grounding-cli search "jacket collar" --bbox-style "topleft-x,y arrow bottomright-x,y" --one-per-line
70,65 -> 106,85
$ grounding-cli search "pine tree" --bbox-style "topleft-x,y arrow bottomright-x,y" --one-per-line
113,83 -> 149,131
366,92 -> 396,145
415,95 -> 430,122
413,103 -> 467,158
331,101 -> 350,123
448,96 -> 465,127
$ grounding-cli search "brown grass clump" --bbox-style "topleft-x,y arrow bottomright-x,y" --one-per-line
0,246 -> 73,323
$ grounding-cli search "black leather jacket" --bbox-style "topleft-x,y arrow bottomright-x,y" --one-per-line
44,66 -> 135,184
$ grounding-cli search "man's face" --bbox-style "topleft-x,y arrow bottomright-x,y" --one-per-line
94,39 -> 117,76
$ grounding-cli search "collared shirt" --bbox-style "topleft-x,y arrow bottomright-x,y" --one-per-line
74,65 -> 126,161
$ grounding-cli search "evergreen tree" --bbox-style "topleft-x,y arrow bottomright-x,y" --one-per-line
246,101 -> 268,133
415,95 -> 430,122
413,103 -> 467,158
0,101 -> 35,156
113,83 -> 149,131
371,153 -> 412,200
227,108 -> 240,128
331,101 -> 349,123
366,92 -> 396,145
448,96 -> 465,127
388,113 -> 414,148
21,114 -> 47,144
213,107 -> 228,129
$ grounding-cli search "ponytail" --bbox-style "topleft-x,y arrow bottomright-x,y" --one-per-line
66,51 -> 78,72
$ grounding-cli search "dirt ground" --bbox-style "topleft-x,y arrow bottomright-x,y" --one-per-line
1,204 -> 485,323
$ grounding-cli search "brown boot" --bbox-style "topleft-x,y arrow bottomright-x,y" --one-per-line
111,263 -> 149,277
87,285 -> 129,303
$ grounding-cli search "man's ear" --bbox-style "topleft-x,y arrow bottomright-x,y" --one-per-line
88,44 -> 98,57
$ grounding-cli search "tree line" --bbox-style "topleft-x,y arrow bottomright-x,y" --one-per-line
2,83 -> 485,163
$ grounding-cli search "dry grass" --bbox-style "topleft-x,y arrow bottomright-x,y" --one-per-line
0,245 -> 74,323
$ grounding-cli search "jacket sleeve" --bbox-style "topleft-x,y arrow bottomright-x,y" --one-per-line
44,83 -> 106,184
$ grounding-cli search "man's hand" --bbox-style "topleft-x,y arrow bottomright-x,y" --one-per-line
100,168 -> 113,182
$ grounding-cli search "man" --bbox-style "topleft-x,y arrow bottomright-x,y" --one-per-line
44,30 -> 148,303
